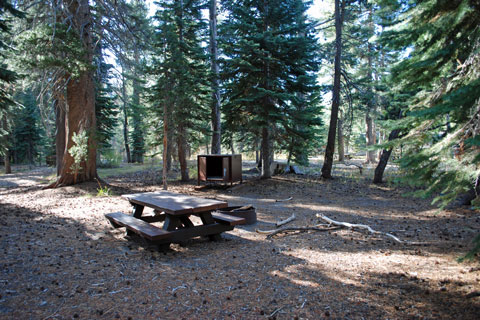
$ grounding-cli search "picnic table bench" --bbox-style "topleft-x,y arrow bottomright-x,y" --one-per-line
105,191 -> 245,249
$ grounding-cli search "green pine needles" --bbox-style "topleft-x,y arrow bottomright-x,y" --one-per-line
377,0 -> 480,259
221,0 -> 322,167
69,130 -> 89,183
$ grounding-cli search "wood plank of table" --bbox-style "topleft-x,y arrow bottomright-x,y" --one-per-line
122,191 -> 228,215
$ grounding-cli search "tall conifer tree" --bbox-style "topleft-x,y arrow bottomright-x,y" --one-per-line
380,0 -> 480,206
222,0 -> 321,178
0,0 -> 23,173
152,0 -> 210,181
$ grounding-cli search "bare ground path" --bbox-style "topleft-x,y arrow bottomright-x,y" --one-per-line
0,165 -> 479,319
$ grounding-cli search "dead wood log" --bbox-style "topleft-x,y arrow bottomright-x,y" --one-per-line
317,214 -> 403,244
256,225 -> 341,239
275,213 -> 296,227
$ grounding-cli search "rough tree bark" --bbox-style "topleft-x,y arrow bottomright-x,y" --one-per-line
337,111 -> 345,162
177,126 -> 189,181
51,0 -> 97,186
4,149 -> 11,174
322,0 -> 346,179
373,129 -> 400,184
54,92 -> 66,176
209,0 -> 221,154
366,112 -> 376,163
166,121 -> 173,171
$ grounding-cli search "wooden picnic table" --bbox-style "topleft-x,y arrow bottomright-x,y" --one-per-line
105,191 -> 245,249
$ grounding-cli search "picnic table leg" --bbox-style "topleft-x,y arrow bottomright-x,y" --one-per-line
163,215 -> 181,231
199,211 -> 222,241
127,204 -> 145,236
132,204 -> 144,218
180,216 -> 194,228
155,215 -> 182,252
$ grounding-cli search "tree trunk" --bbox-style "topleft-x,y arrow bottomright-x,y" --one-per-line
4,149 -> 11,174
337,112 -> 345,162
166,122 -> 173,171
209,0 -> 222,154
131,51 -> 144,163
54,94 -> 66,176
287,136 -> 294,166
230,134 -> 235,154
373,129 -> 400,184
377,130 -> 384,161
365,7 -> 376,164
177,125 -> 189,181
53,0 -> 96,186
322,0 -> 345,179
121,73 -> 131,163
366,112 -> 376,163
261,126 -> 273,178
2,111 -> 11,173
255,135 -> 260,164
162,101 -> 168,190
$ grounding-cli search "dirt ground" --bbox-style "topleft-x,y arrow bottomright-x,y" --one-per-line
0,164 -> 479,319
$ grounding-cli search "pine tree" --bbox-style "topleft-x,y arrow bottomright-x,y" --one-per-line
0,0 -> 23,173
12,89 -> 44,164
130,61 -> 146,163
101,0 -> 150,164
15,0 -> 97,185
322,0 -> 347,178
222,0 -> 321,177
380,0 -> 480,206
151,0 -> 210,181
94,54 -> 119,158
209,0 -> 222,154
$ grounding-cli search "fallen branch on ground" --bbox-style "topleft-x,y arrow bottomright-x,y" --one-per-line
317,214 -> 404,244
256,225 -> 341,239
275,196 -> 293,202
275,213 -> 296,227
257,214 -> 421,244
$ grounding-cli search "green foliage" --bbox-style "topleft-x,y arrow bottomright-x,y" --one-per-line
130,76 -> 146,163
96,185 -> 112,197
69,130 -> 89,175
94,56 -> 119,155
11,89 -> 45,164
16,23 -> 89,78
0,0 -> 23,148
149,0 -> 211,155
220,0 -> 322,164
458,233 -> 480,262
98,150 -> 122,169
377,0 -> 480,259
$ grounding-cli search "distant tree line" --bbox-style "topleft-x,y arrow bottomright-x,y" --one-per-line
0,0 -> 478,216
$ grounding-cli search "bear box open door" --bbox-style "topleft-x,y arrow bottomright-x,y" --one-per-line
197,154 -> 242,186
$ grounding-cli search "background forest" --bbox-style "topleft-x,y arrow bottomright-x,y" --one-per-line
1,2 -> 480,317
0,1 -> 479,227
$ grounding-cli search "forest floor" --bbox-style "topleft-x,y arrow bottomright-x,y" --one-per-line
0,161 -> 479,319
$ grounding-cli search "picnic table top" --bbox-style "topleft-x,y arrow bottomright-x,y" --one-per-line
122,191 -> 228,215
